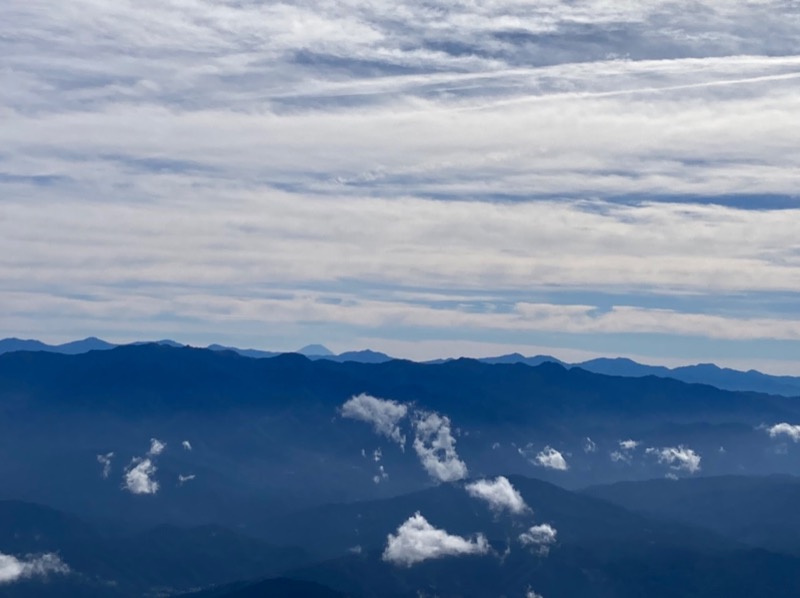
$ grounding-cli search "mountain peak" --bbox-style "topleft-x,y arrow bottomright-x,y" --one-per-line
297,344 -> 334,356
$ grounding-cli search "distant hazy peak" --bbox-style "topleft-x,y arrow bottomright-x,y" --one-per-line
297,344 -> 334,356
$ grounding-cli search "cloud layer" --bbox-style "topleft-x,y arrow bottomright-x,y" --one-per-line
3,0 -> 800,367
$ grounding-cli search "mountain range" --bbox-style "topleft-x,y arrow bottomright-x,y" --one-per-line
3,344 -> 800,596
1,337 -> 799,396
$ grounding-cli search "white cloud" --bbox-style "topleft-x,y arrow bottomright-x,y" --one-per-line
373,465 -> 389,484
527,589 -> 545,598
520,445 -> 569,471
96,452 -> 114,479
4,0 -> 800,370
465,476 -> 528,515
412,411 -> 468,482
382,512 -> 489,567
148,438 -> 166,456
341,394 -> 408,447
766,423 -> 800,442
178,474 -> 196,485
373,448 -> 382,462
182,440 -> 192,451
519,524 -> 558,556
646,445 -> 702,474
0,552 -> 69,584
611,439 -> 640,464
583,437 -> 597,453
123,458 -> 159,495
610,450 -> 631,464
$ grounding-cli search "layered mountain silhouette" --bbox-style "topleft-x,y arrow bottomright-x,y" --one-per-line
6,475 -> 800,597
1,337 -> 797,395
3,345 -> 800,596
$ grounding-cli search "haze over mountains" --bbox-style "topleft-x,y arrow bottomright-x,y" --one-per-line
2,337 -> 799,397
3,343 -> 800,596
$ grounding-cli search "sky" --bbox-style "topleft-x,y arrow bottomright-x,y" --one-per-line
2,0 -> 800,373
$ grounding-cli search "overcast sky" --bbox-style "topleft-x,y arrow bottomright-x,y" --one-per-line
3,1 -> 800,372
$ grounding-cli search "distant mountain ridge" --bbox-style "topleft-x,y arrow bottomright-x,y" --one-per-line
0,337 -> 798,396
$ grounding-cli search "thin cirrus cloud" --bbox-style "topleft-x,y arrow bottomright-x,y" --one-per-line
465,476 -> 529,515
3,1 -> 800,370
382,512 -> 490,567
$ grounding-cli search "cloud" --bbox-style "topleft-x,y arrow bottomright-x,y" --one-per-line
611,439 -> 641,464
520,445 -> 569,471
182,440 -> 192,451
373,448 -> 382,462
147,438 -> 166,456
178,474 -> 196,486
0,552 -> 69,584
412,411 -> 468,482
583,437 -> 596,453
646,445 -> 702,474
373,464 -> 389,485
610,450 -> 630,464
96,452 -> 114,479
382,512 -> 489,567
766,423 -> 800,442
465,476 -> 528,515
123,458 -> 159,495
4,0 -> 800,371
519,524 -> 558,556
527,589 -> 545,598
341,394 -> 408,447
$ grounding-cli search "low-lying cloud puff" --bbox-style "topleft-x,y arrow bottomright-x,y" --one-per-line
611,439 -> 641,464
123,458 -> 159,494
610,450 -> 630,464
519,524 -> 558,555
583,437 -> 597,453
96,452 -> 114,479
147,438 -> 166,456
646,445 -> 701,474
0,552 -> 69,584
182,440 -> 192,451
341,394 -> 408,447
373,465 -> 389,484
412,411 -> 468,482
527,589 -> 545,598
382,512 -> 489,567
527,446 -> 569,471
178,474 -> 196,485
766,423 -> 800,442
465,476 -> 528,515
